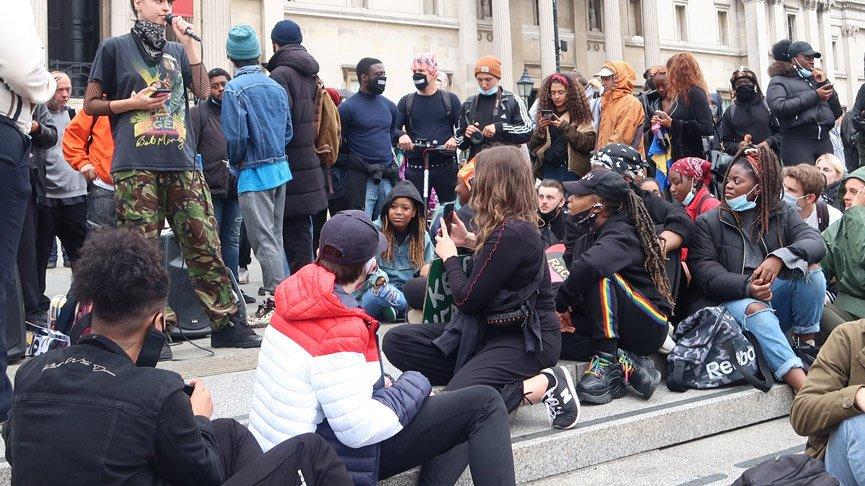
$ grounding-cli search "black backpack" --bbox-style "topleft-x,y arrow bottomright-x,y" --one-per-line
404,90 -> 454,138
667,307 -> 773,392
733,454 -> 838,485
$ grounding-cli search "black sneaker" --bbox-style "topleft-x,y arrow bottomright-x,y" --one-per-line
577,352 -> 626,405
540,366 -> 581,429
257,286 -> 267,296
211,315 -> 262,348
618,349 -> 661,400
241,291 -> 256,304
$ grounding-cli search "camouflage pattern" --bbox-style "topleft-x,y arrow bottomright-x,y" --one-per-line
667,307 -> 764,390
113,169 -> 237,330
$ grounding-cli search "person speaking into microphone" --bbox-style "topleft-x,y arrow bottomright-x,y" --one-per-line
83,0 -> 262,348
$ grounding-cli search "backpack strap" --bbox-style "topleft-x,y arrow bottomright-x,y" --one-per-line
816,199 -> 830,232
723,334 -> 774,393
667,360 -> 687,392
405,92 -> 416,138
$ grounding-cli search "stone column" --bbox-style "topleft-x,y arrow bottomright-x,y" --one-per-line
261,0 -> 284,60
572,0 -> 589,74
841,25 -> 859,103
201,0 -> 231,71
434,0 -> 445,15
818,1 -> 834,79
641,0 -> 661,68
803,0 -> 820,45
30,0 -> 48,59
458,0 -> 479,97
769,0 -> 786,43
109,0 -> 132,37
603,0 -> 623,60
538,0 -> 556,75
492,0 -> 514,88
743,0 -> 771,87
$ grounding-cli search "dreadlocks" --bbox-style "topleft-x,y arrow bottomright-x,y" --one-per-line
607,191 -> 674,309
722,144 -> 784,242
380,207 -> 427,271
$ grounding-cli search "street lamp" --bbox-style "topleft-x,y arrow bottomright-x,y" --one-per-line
517,68 -> 534,107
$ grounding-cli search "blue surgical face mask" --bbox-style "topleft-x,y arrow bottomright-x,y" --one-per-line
726,185 -> 759,212
682,190 -> 695,206
794,60 -> 813,78
478,85 -> 498,96
783,191 -> 805,209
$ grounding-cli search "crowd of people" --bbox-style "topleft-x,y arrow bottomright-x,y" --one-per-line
4,0 -> 865,483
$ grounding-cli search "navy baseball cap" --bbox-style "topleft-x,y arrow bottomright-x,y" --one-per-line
563,169 -> 630,204
319,210 -> 387,265
788,41 -> 821,59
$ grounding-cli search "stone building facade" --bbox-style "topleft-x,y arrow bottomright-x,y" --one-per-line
29,0 -> 865,106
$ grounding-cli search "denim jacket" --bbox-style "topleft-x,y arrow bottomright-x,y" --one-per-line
364,220 -> 434,291
222,65 -> 292,170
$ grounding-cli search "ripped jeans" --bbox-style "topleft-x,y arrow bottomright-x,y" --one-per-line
720,270 -> 826,380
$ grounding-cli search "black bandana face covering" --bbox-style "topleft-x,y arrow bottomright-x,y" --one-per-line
132,19 -> 167,63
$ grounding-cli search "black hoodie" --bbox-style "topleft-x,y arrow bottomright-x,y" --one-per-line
381,180 -> 426,225
267,44 -> 328,218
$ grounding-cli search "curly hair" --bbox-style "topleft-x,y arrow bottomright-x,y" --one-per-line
536,73 -> 593,126
380,200 -> 427,271
603,191 -> 674,309
470,146 -> 538,250
71,228 -> 169,335
721,144 -> 784,242
666,53 -> 708,103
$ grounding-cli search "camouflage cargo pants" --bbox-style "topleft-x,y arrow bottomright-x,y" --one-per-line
114,170 -> 237,330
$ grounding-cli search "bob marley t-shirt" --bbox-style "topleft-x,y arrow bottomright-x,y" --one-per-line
89,34 -> 195,172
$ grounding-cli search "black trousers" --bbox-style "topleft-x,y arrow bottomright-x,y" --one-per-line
35,202 -> 87,311
311,208 -> 327,253
560,275 -> 668,360
404,159 -> 458,204
239,221 -> 252,268
382,323 -> 560,413
213,418 -> 352,486
779,136 -> 834,166
16,181 -> 41,322
377,385 -> 515,486
282,215 -> 313,274
0,117 -> 32,421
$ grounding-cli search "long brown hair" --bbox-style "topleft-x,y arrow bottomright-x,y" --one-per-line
666,53 -> 708,103
470,146 -> 537,250
380,198 -> 427,271
536,73 -> 593,126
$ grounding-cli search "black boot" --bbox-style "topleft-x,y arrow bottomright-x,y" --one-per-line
211,313 -> 262,348
577,352 -> 626,405
618,349 -> 661,400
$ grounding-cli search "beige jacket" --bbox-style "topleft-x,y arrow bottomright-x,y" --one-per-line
790,320 -> 865,459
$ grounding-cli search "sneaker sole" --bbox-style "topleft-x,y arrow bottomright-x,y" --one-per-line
211,340 -> 262,349
577,383 -> 627,405
555,365 -> 581,429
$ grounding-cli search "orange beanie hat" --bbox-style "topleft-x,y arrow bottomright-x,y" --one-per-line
474,55 -> 502,79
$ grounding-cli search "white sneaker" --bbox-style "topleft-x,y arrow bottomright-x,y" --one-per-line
658,323 -> 676,354
407,308 -> 423,324
238,267 -> 249,284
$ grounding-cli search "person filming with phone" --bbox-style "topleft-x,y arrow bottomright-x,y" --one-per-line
767,40 -> 842,165
528,73 -> 597,182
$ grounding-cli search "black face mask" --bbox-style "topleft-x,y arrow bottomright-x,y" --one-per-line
136,323 -> 167,368
735,84 -> 757,102
573,204 -> 602,229
368,75 -> 387,95
413,73 -> 429,91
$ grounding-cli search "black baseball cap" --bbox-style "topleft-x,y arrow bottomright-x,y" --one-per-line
319,210 -> 387,265
562,169 -> 630,204
788,41 -> 821,59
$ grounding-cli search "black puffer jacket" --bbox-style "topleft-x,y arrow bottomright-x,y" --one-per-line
267,44 -> 328,218
190,98 -> 235,197
766,61 -> 842,139
689,204 -> 826,304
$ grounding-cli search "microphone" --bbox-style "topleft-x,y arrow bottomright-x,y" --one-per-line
165,13 -> 201,42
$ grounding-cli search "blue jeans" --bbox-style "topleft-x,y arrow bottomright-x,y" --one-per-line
721,271 -> 825,380
826,413 -> 865,486
212,195 -> 241,281
361,284 -> 407,322
364,178 -> 394,221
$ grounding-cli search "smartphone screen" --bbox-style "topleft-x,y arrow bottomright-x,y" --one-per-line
541,110 -> 553,119
442,202 -> 455,225
150,88 -> 171,98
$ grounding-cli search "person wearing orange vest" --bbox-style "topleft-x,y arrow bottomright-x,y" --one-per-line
62,109 -> 116,228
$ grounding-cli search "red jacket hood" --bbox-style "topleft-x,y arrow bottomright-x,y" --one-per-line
272,264 -> 378,334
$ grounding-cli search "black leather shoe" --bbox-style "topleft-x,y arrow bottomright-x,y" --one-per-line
577,352 -> 626,405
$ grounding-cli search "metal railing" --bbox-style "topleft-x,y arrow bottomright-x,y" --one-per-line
48,60 -> 93,98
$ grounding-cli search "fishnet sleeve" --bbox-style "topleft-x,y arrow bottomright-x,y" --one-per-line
83,81 -> 113,116
189,63 -> 209,100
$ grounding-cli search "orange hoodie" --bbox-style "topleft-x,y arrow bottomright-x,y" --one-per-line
62,111 -> 114,186
595,61 -> 645,153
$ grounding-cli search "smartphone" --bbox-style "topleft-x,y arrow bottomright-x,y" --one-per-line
183,383 -> 195,396
150,88 -> 172,98
442,202 -> 455,225
540,109 -> 554,120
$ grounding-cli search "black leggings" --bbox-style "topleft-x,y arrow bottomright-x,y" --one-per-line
213,419 -> 352,486
560,275 -> 668,360
383,323 -> 560,412
779,136 -> 834,166
378,385 -> 515,486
